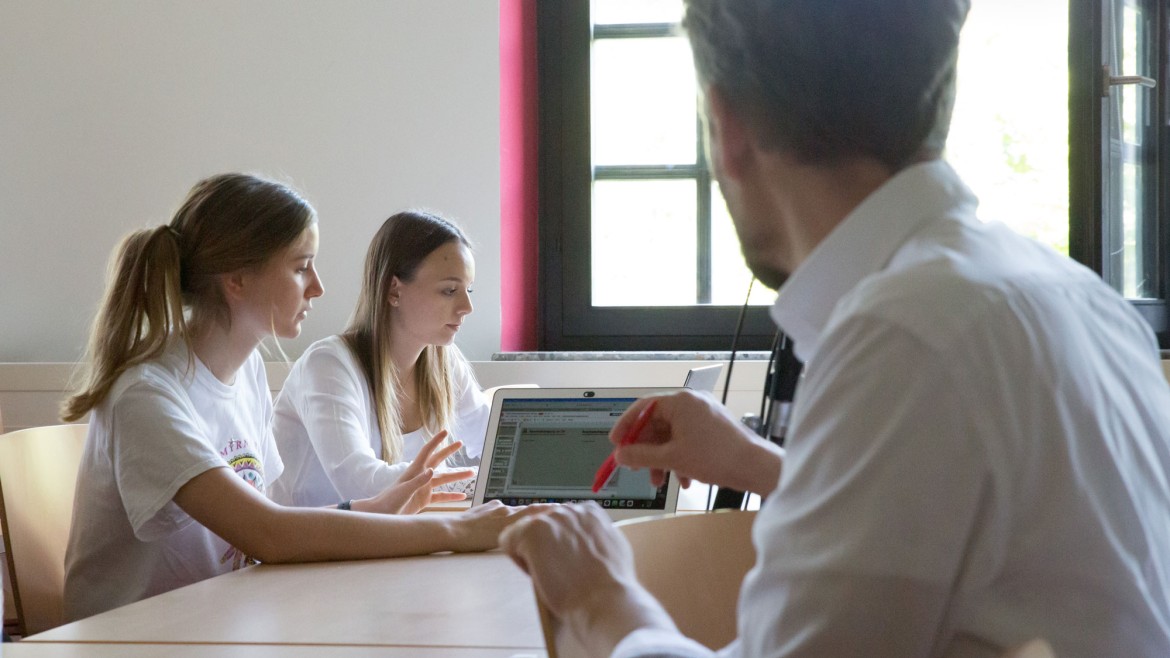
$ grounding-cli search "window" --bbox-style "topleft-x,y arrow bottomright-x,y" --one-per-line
538,0 -> 776,350
539,0 -> 1170,350
1070,0 -> 1169,346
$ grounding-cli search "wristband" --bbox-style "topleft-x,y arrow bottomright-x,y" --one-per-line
338,499 -> 352,511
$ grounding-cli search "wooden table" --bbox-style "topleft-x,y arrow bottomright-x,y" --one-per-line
24,551 -> 545,651
19,494 -> 720,654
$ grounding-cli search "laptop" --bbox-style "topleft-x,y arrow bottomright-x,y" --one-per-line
471,387 -> 682,520
683,363 -> 724,392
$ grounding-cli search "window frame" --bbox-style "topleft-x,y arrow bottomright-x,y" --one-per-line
537,1 -> 777,351
1069,0 -> 1170,347
540,0 -> 1170,351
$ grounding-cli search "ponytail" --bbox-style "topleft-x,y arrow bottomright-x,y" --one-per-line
61,173 -> 316,422
61,225 -> 187,421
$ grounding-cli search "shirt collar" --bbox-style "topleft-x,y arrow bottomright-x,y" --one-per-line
769,159 -> 978,362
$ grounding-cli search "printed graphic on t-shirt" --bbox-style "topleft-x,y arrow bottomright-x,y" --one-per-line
220,544 -> 260,570
218,436 -> 265,570
220,437 -> 266,493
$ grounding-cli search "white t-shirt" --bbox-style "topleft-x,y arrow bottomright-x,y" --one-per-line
270,335 -> 489,508
615,160 -> 1170,657
63,343 -> 282,622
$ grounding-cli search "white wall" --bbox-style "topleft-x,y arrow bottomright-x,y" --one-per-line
0,0 -> 503,362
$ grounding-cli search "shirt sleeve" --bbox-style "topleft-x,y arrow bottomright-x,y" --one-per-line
291,343 -> 408,500
737,315 -> 991,657
611,629 -> 726,658
109,378 -> 227,542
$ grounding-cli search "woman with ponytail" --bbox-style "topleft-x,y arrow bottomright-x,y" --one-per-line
61,175 -> 538,622
271,210 -> 487,508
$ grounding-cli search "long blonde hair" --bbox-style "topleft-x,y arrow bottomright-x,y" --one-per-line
342,210 -> 472,464
62,174 -> 316,422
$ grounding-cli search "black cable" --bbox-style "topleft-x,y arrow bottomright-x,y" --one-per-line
720,329 -> 779,511
742,330 -> 782,510
719,278 -> 754,406
757,330 -> 783,438
708,278 -> 755,511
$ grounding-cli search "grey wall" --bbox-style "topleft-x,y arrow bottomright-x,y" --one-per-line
0,0 -> 503,361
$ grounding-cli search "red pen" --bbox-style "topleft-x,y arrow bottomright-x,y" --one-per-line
592,399 -> 658,493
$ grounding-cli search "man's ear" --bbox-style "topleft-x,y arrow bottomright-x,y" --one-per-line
703,87 -> 754,180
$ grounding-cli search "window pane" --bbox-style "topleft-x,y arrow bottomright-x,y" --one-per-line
591,37 -> 697,166
1103,0 -> 1155,299
710,184 -> 776,306
591,0 -> 683,25
946,0 -> 1069,255
592,180 -> 696,305
1120,2 -> 1152,299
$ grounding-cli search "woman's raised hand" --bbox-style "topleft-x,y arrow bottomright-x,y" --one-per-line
361,431 -> 475,514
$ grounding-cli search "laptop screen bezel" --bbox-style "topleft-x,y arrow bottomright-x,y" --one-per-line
471,387 -> 682,520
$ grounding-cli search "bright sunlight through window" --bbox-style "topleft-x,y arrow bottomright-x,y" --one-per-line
589,0 -> 1070,306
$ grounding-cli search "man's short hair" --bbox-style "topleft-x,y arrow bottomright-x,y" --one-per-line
683,0 -> 971,169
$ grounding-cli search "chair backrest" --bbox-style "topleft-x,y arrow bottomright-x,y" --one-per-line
481,383 -> 539,402
1000,639 -> 1056,658
0,423 -> 88,636
540,510 -> 757,658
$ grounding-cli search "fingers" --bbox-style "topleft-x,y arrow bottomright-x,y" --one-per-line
401,467 -> 434,490
499,504 -> 558,565
649,467 -> 667,488
500,503 -> 612,585
617,447 -> 686,489
572,500 -> 614,531
427,439 -> 464,468
615,441 -> 671,471
429,492 -> 467,503
609,396 -> 661,446
501,503 -> 592,546
500,518 -> 532,573
515,502 -> 558,518
429,469 -> 474,487
414,430 -> 451,461
489,501 -> 556,557
415,430 -> 464,469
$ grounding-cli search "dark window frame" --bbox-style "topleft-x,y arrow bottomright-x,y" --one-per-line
1069,0 -> 1169,347
541,0 -> 1170,351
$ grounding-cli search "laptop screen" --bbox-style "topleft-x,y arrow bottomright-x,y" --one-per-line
478,395 -> 671,511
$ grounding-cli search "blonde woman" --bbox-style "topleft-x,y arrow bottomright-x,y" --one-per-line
61,176 -> 534,622
272,210 -> 488,508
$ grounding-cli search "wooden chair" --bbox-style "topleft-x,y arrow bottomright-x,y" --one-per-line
0,423 -> 88,636
539,510 -> 757,658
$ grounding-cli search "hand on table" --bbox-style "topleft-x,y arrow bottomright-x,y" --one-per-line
500,502 -> 676,656
451,499 -> 555,552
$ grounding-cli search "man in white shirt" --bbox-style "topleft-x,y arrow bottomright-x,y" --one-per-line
500,1 -> 1170,656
